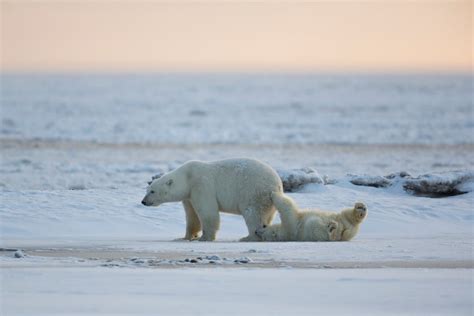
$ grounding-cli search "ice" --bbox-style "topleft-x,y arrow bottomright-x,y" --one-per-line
233,257 -> 252,264
347,170 -> 474,197
13,250 -> 25,258
403,171 -> 474,197
349,174 -> 394,188
205,255 -> 221,261
277,167 -> 324,192
1,74 -> 472,145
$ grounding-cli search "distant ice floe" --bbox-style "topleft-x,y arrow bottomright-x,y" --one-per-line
349,170 -> 474,198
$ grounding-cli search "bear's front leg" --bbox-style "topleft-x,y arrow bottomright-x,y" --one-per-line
198,211 -> 220,241
191,196 -> 220,241
182,200 -> 201,240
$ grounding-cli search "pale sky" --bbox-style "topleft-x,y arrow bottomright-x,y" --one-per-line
1,1 -> 472,72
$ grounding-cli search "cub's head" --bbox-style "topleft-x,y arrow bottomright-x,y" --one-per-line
141,171 -> 190,206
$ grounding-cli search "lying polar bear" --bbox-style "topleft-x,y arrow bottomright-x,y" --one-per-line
256,192 -> 367,241
141,158 -> 283,241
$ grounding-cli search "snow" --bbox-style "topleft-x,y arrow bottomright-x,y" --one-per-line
2,268 -> 472,316
1,181 -> 472,242
1,73 -> 473,315
348,170 -> 474,197
277,167 -> 325,192
403,171 -> 474,197
13,250 -> 25,258
1,73 -> 472,145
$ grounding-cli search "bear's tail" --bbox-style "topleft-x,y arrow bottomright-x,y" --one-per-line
270,191 -> 299,240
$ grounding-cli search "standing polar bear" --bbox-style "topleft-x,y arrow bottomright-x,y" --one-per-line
256,192 -> 368,242
141,158 -> 282,241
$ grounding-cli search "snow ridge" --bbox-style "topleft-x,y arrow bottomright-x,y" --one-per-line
348,170 -> 474,197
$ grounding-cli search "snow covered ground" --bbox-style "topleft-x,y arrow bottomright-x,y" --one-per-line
3,268 -> 472,316
1,73 -> 473,315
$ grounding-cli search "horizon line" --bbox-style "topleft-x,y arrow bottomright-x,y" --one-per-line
1,68 -> 472,76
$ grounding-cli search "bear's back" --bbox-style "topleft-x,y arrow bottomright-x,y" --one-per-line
206,158 -> 282,212
210,158 -> 281,188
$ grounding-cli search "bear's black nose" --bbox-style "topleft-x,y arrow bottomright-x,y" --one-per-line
141,200 -> 146,205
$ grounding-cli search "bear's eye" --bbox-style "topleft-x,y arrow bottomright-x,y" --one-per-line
150,190 -> 155,194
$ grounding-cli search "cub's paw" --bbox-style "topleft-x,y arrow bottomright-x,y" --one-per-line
353,202 -> 368,221
327,220 -> 339,241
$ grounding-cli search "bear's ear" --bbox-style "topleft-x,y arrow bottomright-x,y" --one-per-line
166,179 -> 173,186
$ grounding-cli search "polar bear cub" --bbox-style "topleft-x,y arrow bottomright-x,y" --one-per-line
141,158 -> 283,241
256,192 -> 367,242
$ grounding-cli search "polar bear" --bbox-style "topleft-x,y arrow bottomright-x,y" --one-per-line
256,192 -> 367,242
141,158 -> 282,241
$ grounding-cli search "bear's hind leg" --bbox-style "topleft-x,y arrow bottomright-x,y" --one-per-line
352,202 -> 368,222
182,200 -> 201,240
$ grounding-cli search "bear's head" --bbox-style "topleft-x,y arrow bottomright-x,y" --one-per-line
141,170 -> 190,207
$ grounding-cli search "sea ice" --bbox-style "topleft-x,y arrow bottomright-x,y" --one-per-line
348,170 -> 474,197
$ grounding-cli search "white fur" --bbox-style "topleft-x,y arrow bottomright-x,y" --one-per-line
142,158 -> 283,241
256,192 -> 368,242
